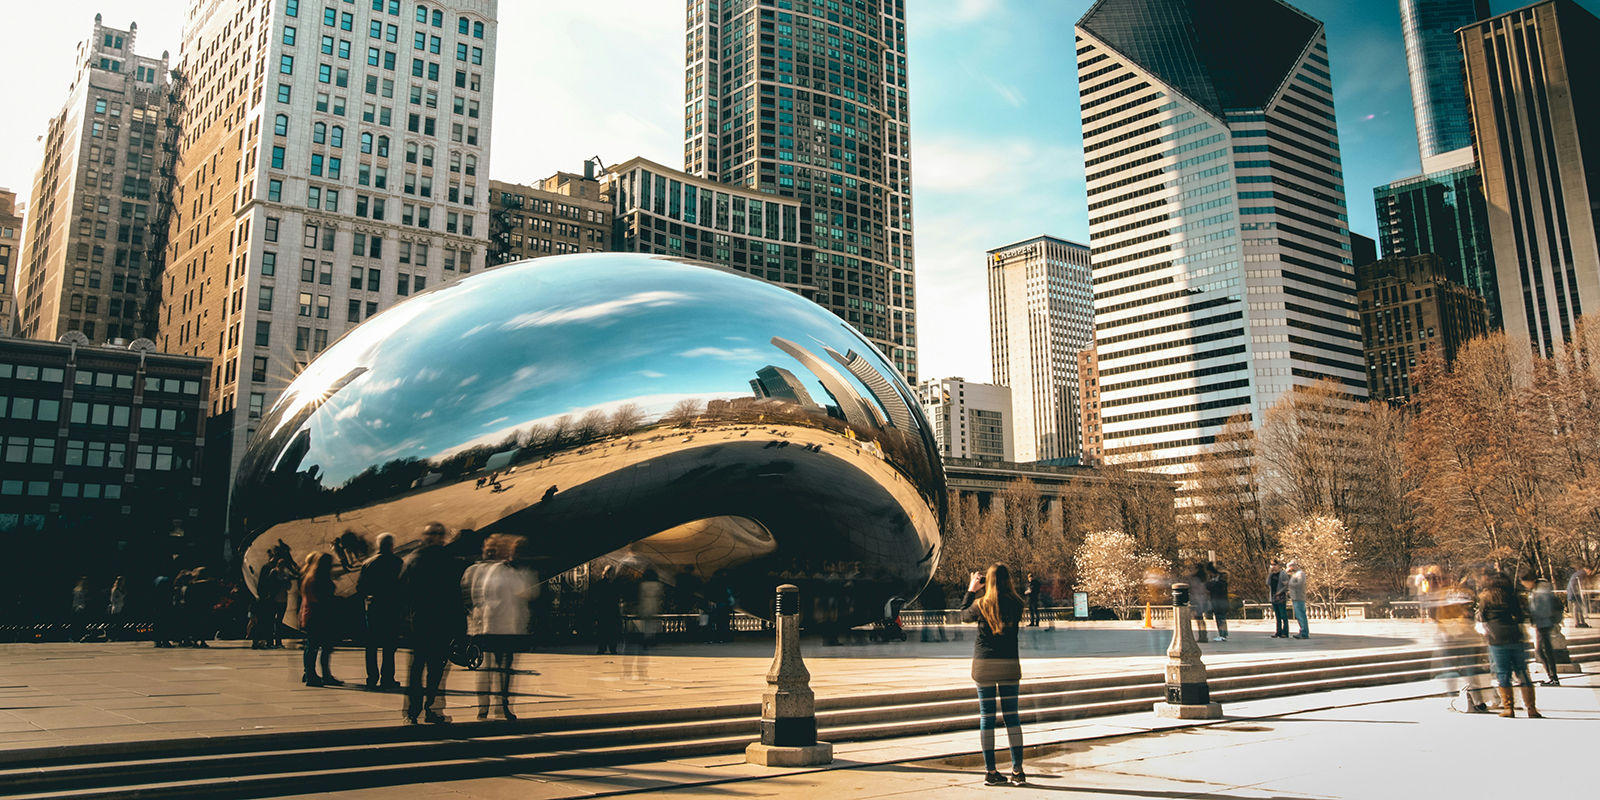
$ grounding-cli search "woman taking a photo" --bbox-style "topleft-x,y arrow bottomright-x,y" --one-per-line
961,563 -> 1027,786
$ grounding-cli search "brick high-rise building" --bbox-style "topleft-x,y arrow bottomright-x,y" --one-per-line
13,16 -> 171,344
488,165 -> 611,265
0,189 -> 21,336
1460,0 -> 1600,356
1358,253 -> 1488,402
986,235 -> 1094,464
682,0 -> 916,381
156,0 -> 498,498
1075,0 -> 1367,474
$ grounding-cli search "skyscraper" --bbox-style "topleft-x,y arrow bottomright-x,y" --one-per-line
13,17 -> 171,344
1401,0 -> 1490,167
914,377 -> 1014,462
1076,0 -> 1366,472
1358,253 -> 1489,402
1460,0 -> 1600,355
683,0 -> 917,382
987,235 -> 1093,463
1373,163 -> 1500,327
157,0 -> 497,494
0,188 -> 21,336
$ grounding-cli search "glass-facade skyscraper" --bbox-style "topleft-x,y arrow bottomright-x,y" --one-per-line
1400,0 -> 1489,164
683,0 -> 917,382
1373,164 -> 1500,328
1076,0 -> 1365,473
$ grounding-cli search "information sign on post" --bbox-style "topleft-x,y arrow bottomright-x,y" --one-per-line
1074,592 -> 1089,619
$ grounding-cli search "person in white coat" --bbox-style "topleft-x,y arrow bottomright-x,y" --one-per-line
462,535 -> 538,720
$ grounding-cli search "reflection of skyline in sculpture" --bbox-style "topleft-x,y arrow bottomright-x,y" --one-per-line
232,254 -> 944,628
750,365 -> 820,411
826,346 -> 917,431
769,336 -> 885,430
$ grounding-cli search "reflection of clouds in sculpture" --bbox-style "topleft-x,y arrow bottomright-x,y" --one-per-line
233,254 -> 944,625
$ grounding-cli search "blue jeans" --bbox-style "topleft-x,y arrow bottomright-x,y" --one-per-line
1271,601 -> 1289,636
1488,642 -> 1531,688
976,682 -> 1023,773
1293,600 -> 1308,637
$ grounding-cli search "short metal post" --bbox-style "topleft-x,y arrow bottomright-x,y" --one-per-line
746,584 -> 833,766
1154,582 -> 1223,719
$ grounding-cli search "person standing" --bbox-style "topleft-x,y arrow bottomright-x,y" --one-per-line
1523,572 -> 1561,687
1286,561 -> 1309,639
299,552 -> 344,687
71,578 -> 93,642
960,564 -> 1027,787
589,565 -> 622,655
462,534 -> 537,720
1187,563 -> 1211,643
1567,568 -> 1589,628
1024,572 -> 1041,627
1477,572 -> 1539,717
106,577 -> 126,642
358,533 -> 404,691
402,523 -> 461,724
1206,567 -> 1230,642
1267,561 -> 1289,638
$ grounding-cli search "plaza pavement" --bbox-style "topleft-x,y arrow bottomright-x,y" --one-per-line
0,618 -> 1477,753
302,669 -> 1600,799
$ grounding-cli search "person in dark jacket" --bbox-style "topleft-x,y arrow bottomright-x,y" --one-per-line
1205,567 -> 1230,641
1521,572 -> 1562,687
1024,572 -> 1041,627
358,533 -> 404,690
1187,563 -> 1211,643
1267,561 -> 1289,638
299,552 -> 343,687
588,565 -> 622,654
961,563 -> 1027,787
402,523 -> 464,724
1476,572 -> 1539,718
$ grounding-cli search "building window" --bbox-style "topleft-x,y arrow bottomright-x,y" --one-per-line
252,357 -> 269,382
277,83 -> 292,103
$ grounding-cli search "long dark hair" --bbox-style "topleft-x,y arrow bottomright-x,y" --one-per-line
975,563 -> 1024,635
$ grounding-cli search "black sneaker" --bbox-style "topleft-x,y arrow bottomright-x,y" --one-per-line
984,771 -> 1007,786
1010,770 -> 1028,786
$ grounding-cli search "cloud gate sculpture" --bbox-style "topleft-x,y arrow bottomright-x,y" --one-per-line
233,254 -> 945,627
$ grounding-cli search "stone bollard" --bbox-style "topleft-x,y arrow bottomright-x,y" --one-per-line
1154,582 -> 1223,719
747,584 -> 834,766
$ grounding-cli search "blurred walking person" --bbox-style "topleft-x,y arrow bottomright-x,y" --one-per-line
589,565 -> 622,655
1286,561 -> 1309,639
1523,572 -> 1562,687
1477,572 -> 1539,717
1267,561 -> 1289,638
358,533 -> 404,690
1567,568 -> 1589,628
1187,563 -> 1211,642
961,564 -> 1027,787
1206,566 -> 1230,641
299,552 -> 344,687
106,577 -> 126,642
403,523 -> 461,724
185,568 -> 223,648
1024,572 -> 1041,627
462,534 -> 537,720
71,578 -> 93,642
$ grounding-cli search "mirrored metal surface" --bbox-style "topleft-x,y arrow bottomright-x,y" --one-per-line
234,254 -> 945,626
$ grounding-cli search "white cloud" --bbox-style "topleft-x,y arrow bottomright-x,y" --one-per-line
500,291 -> 687,329
677,347 -> 762,360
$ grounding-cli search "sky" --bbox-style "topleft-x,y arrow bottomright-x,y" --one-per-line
3,0 -> 1596,383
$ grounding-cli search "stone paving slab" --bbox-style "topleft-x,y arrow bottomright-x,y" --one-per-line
0,618 -> 1530,753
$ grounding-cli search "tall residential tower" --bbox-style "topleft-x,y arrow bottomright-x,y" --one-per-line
987,235 -> 1093,463
1401,0 -> 1490,167
13,17 -> 171,344
683,0 -> 917,381
1076,0 -> 1366,473
158,0 -> 497,495
1460,0 -> 1600,355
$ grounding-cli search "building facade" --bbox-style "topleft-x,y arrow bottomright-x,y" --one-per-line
0,189 -> 21,336
1373,160 -> 1499,328
1358,253 -> 1488,402
604,156 -> 816,289
1460,0 -> 1600,356
683,0 -> 918,381
488,166 -> 611,265
1400,0 -> 1490,166
13,17 -> 171,345
1076,0 -> 1367,474
987,235 -> 1093,463
914,377 -> 1013,462
156,0 -> 497,504
0,336 -> 212,620
1077,348 -> 1102,465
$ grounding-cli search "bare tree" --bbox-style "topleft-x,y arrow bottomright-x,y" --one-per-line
576,409 -> 610,442
1186,412 -> 1272,599
1074,530 -> 1170,618
669,398 -> 705,426
1278,515 -> 1358,611
608,402 -> 646,436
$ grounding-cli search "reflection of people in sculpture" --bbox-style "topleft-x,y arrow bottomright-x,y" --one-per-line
402,523 -> 462,724
588,565 -> 622,655
358,533 -> 404,690
463,534 -> 537,720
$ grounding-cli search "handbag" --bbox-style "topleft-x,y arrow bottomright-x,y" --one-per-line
448,637 -> 483,670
